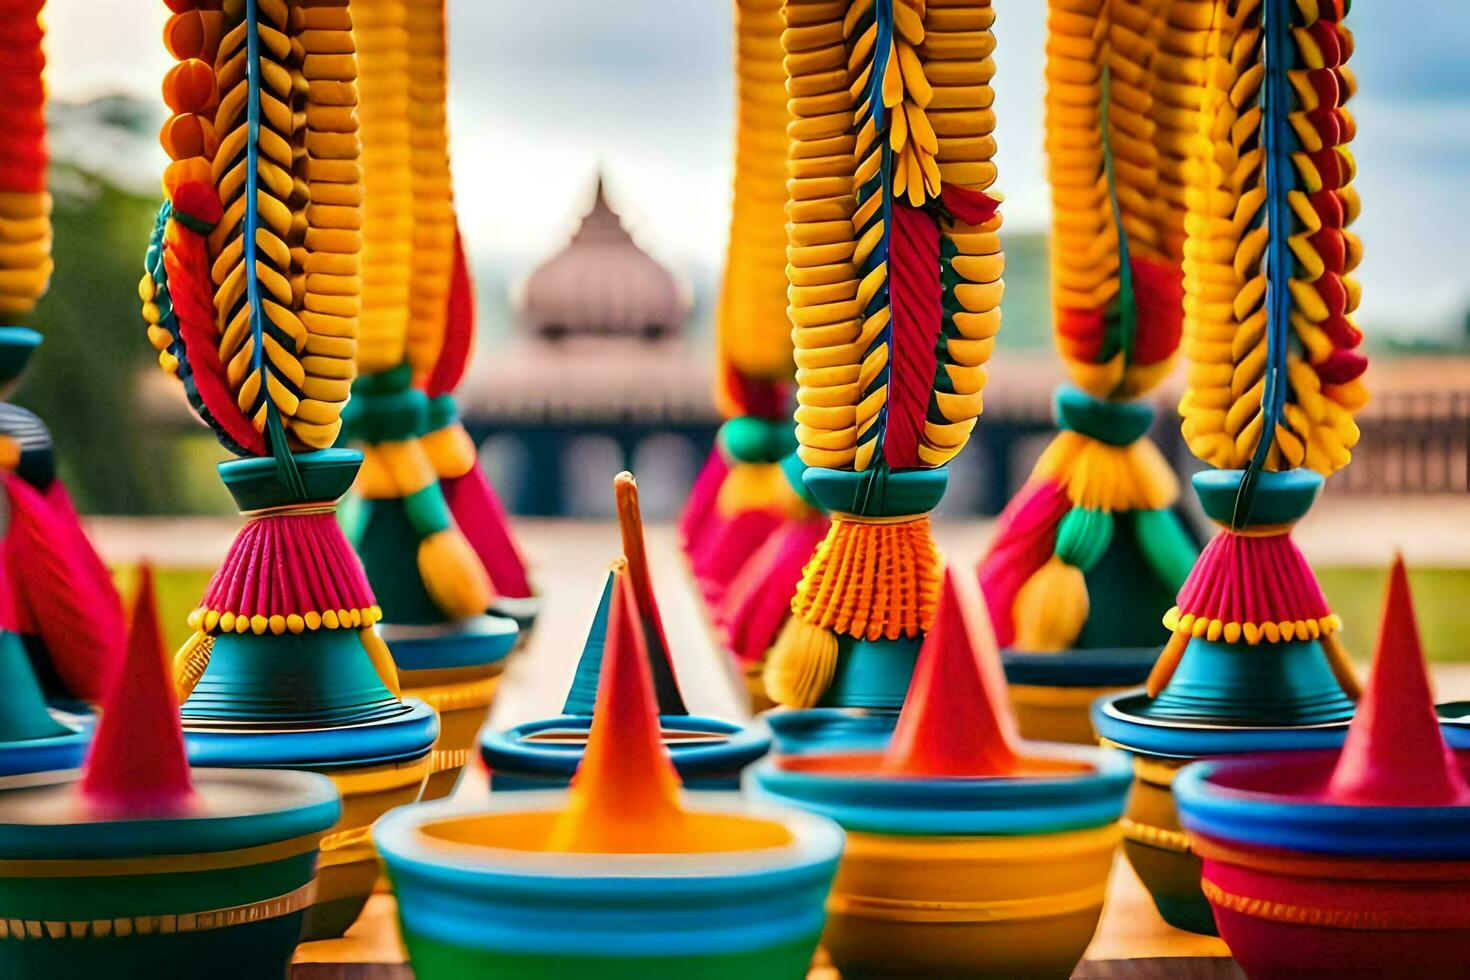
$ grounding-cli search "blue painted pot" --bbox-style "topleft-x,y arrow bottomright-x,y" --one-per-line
375,791 -> 843,978
481,714 -> 770,792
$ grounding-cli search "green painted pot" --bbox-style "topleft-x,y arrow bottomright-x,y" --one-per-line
0,768 -> 339,979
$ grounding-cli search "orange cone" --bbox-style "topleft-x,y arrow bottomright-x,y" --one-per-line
80,565 -> 196,814
546,568 -> 689,852
1327,556 -> 1470,806
883,568 -> 1020,777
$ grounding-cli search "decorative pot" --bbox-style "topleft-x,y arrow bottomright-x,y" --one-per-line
376,791 -> 842,978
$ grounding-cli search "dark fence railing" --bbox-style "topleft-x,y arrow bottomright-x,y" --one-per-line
1329,389 -> 1470,496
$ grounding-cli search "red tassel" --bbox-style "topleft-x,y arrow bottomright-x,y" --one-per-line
976,479 -> 1071,648
1175,529 -> 1331,629
689,507 -> 784,612
441,463 -> 533,599
678,449 -> 728,555
1129,254 -> 1185,367
0,0 -> 46,196
883,201 -> 943,468
201,512 -> 376,620
4,475 -> 124,703
164,183 -> 267,456
80,565 -> 195,814
720,515 -> 830,664
425,225 -> 476,398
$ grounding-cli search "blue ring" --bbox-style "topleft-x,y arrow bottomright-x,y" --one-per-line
1175,754 -> 1470,859
0,768 -> 340,859
0,713 -> 90,777
750,744 -> 1132,836
1092,690 -> 1350,759
480,715 -> 770,780
186,697 -> 438,770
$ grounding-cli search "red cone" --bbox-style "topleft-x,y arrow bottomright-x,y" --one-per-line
883,567 -> 1020,777
79,565 -> 195,814
1327,556 -> 1470,806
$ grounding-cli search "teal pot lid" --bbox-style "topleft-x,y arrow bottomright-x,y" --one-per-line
1093,689 -> 1351,759
185,696 -> 438,771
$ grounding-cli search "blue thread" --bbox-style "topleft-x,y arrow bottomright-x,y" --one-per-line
1237,0 -> 1297,526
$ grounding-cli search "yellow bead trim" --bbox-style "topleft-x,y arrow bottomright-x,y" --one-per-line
829,881 -> 1108,924
1200,877 -> 1466,931
187,604 -> 383,635
1162,607 -> 1342,645
428,746 -> 472,776
0,881 -> 314,941
1120,817 -> 1193,855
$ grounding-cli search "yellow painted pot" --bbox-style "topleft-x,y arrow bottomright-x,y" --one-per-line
305,754 -> 430,941
400,662 -> 503,801
1118,755 -> 1216,935
825,824 -> 1119,979
1007,683 -> 1125,744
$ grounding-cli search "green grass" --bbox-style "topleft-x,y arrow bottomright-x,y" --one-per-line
1317,565 -> 1470,664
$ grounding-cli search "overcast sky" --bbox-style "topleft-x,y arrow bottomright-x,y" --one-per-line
42,0 -> 1470,338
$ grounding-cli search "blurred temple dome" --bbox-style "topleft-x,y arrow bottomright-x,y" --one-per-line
519,173 -> 690,343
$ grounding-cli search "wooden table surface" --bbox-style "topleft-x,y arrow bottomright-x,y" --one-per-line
294,520 -> 1252,977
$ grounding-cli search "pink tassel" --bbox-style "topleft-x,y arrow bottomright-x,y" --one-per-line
201,513 -> 375,618
721,515 -> 830,664
5,475 -> 124,702
441,464 -> 533,599
976,480 -> 1071,648
1176,529 -> 1331,626
689,507 -> 785,611
679,449 -> 729,554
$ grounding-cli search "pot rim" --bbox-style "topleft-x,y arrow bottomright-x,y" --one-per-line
480,714 -> 770,778
1177,753 -> 1470,859
0,767 -> 340,860
750,741 -> 1131,836
375,790 -> 843,880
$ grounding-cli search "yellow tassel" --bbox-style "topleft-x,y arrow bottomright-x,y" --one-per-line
1012,555 -> 1090,652
173,630 -> 214,704
791,514 -> 942,642
359,627 -> 401,698
763,616 -> 838,709
715,461 -> 814,521
1320,630 -> 1362,701
420,421 -> 478,480
418,528 -> 495,619
1146,630 -> 1190,698
1032,430 -> 1179,513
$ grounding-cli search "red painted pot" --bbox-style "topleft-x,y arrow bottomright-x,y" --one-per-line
1194,833 -> 1470,979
